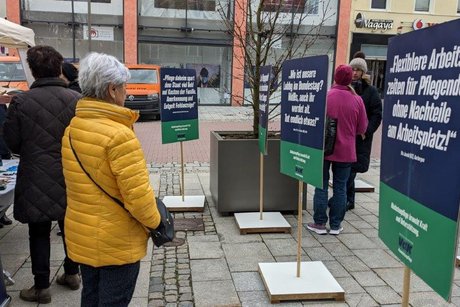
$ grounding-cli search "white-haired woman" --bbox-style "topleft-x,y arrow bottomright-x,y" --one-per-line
61,52 -> 161,306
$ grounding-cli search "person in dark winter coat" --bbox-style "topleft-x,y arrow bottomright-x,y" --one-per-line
4,45 -> 82,304
61,62 -> 81,93
0,103 -> 12,228
346,56 -> 382,210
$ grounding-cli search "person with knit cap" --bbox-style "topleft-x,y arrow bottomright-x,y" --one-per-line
307,65 -> 367,235
346,54 -> 382,211
61,62 -> 81,93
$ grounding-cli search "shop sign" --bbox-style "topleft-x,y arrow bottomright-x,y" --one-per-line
83,26 -> 114,41
413,19 -> 438,30
355,13 -> 394,31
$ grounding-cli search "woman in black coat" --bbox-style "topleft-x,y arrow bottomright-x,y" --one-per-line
346,57 -> 382,210
4,46 -> 82,303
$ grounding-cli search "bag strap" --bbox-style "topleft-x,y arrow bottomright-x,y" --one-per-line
68,133 -> 125,209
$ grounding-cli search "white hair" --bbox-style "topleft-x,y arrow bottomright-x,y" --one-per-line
78,52 -> 130,99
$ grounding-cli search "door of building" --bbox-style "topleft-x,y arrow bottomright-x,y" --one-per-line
367,59 -> 386,98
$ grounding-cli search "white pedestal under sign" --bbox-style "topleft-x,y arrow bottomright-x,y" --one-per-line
259,262 -> 345,303
162,195 -> 205,212
234,212 -> 291,235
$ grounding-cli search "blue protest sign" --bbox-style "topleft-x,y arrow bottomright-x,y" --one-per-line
379,18 -> 460,300
280,55 -> 328,187
258,65 -> 272,155
160,68 -> 199,144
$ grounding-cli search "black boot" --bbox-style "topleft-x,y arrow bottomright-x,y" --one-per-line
0,215 -> 12,225
346,202 -> 355,211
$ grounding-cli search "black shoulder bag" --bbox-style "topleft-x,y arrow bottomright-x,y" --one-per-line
324,117 -> 337,156
68,134 -> 174,247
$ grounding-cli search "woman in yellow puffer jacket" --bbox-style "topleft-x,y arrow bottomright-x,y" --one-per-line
61,52 -> 161,307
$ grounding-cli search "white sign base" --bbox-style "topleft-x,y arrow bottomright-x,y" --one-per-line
259,262 -> 344,304
234,212 -> 291,235
162,195 -> 205,212
329,179 -> 375,192
355,179 -> 375,192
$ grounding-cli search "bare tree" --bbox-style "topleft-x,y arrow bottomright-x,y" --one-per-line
218,0 -> 337,134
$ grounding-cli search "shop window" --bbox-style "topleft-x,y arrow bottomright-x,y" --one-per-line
263,0 -> 299,13
415,0 -> 430,12
155,0 -> 216,11
370,0 -> 386,9
263,0 -> 318,14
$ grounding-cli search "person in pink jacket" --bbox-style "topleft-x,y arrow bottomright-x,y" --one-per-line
307,65 -> 367,235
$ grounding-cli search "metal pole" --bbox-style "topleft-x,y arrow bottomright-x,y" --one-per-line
296,180 -> 303,277
259,152 -> 264,220
71,0 -> 76,62
87,0 -> 91,52
180,141 -> 185,202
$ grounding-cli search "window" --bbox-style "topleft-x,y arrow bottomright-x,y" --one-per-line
263,0 -> 305,13
371,0 -> 386,9
263,0 -> 318,14
155,0 -> 216,11
307,0 -> 319,14
457,0 -> 460,13
415,0 -> 430,12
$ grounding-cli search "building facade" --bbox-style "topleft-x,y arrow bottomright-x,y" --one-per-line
4,0 -> 339,106
336,0 -> 460,96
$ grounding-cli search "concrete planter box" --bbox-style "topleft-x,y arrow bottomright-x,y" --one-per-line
210,131 -> 302,214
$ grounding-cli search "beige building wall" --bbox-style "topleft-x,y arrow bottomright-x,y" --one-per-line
341,0 -> 460,95
348,0 -> 460,60
0,2 -> 6,18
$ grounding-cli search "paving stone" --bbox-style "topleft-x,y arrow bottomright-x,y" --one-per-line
345,293 -> 379,307
323,242 -> 353,257
264,238 -> 300,256
322,260 -> 351,278
336,276 -> 366,294
359,228 -> 379,238
232,272 -> 265,291
187,235 -> 219,243
338,233 -> 378,249
179,286 -> 192,294
350,270 -> 386,287
349,219 -> 373,230
336,256 -> 370,272
179,293 -> 193,301
193,280 -> 239,306
148,299 -> 166,306
354,249 -> 402,269
304,246 -> 335,261
190,258 -> 231,281
214,219 -> 263,244
223,242 -> 274,272
374,268 -> 433,293
188,241 -> 223,259
365,286 -> 402,305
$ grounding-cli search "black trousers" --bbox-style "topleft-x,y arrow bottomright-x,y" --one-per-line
346,171 -> 357,205
80,262 -> 140,307
28,220 -> 79,289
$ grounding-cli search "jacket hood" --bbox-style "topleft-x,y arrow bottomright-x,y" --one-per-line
75,97 -> 139,127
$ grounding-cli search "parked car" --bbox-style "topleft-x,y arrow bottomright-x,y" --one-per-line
125,64 -> 161,120
0,56 -> 28,92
